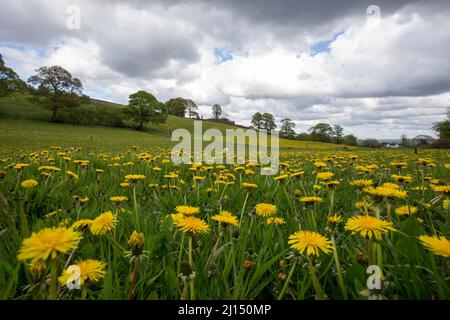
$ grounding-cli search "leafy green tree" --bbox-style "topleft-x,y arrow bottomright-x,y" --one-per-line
262,113 -> 276,131
343,134 -> 358,146
251,112 -> 263,130
185,99 -> 198,118
28,65 -> 84,122
279,118 -> 296,139
332,124 -> 344,143
0,54 -> 26,97
166,97 -> 187,117
123,90 -> 167,130
400,134 -> 411,147
432,108 -> 450,139
297,132 -> 310,141
308,123 -> 333,142
212,104 -> 222,120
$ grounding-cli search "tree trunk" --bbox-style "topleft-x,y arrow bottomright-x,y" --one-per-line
138,121 -> 144,131
51,106 -> 58,122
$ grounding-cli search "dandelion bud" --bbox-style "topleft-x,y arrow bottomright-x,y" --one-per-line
232,229 -> 240,241
207,263 -> 219,278
28,261 -> 46,279
180,260 -> 194,278
243,259 -> 254,270
128,231 -> 145,256
277,272 -> 287,282
356,250 -> 367,264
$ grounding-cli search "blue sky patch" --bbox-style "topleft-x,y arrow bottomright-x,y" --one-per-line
310,30 -> 345,56
214,48 -> 233,64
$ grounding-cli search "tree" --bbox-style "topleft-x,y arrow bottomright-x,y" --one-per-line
166,97 -> 187,117
185,99 -> 198,118
297,132 -> 310,141
400,134 -> 411,147
28,65 -> 83,122
123,90 -> 167,130
212,104 -> 222,120
343,134 -> 358,146
279,118 -> 296,139
411,135 -> 434,146
251,112 -> 263,130
359,139 -> 381,148
261,113 -> 276,131
308,123 -> 334,142
0,54 -> 26,97
332,124 -> 344,144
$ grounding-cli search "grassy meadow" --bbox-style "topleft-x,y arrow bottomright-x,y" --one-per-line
0,94 -> 449,300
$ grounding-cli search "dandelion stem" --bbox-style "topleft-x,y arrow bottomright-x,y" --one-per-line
331,234 -> 348,300
177,234 -> 186,276
49,258 -> 58,300
239,193 -> 249,223
132,187 -> 140,231
81,286 -> 87,300
307,255 -> 325,300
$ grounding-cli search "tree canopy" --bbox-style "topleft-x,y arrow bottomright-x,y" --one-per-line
0,54 -> 27,97
212,104 -> 222,120
123,90 -> 167,130
279,118 -> 296,139
28,65 -> 84,121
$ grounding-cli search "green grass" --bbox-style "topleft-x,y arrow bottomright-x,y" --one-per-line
0,93 -> 344,151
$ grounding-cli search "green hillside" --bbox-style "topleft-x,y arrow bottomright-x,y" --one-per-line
0,93 -> 344,152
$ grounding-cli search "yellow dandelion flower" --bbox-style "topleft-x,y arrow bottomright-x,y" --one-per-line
90,211 -> 118,235
59,259 -> 106,286
66,170 -> 79,180
128,231 -> 145,255
391,174 -> 413,183
395,205 -> 418,216
174,216 -> 209,234
317,172 -> 334,180
274,174 -> 290,181
350,179 -> 373,188
38,165 -> 61,172
431,185 -> 450,194
345,215 -> 396,240
418,235 -> 450,257
71,219 -> 93,230
443,199 -> 449,210
212,210 -> 239,227
125,174 -> 146,183
110,196 -> 128,203
328,214 -> 343,224
266,217 -> 286,225
299,196 -> 322,204
242,182 -> 258,189
21,179 -> 38,188
288,230 -> 333,256
17,227 -> 82,262
363,186 -> 407,200
175,205 -> 200,215
255,203 -> 277,217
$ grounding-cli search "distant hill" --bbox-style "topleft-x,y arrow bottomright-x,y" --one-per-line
0,93 -> 345,151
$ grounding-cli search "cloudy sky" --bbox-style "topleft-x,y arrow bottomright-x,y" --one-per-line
1,0 -> 450,139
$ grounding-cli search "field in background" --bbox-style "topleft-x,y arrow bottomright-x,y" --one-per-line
0,93 -> 344,152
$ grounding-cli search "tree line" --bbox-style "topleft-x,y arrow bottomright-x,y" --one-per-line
250,113 -> 358,145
